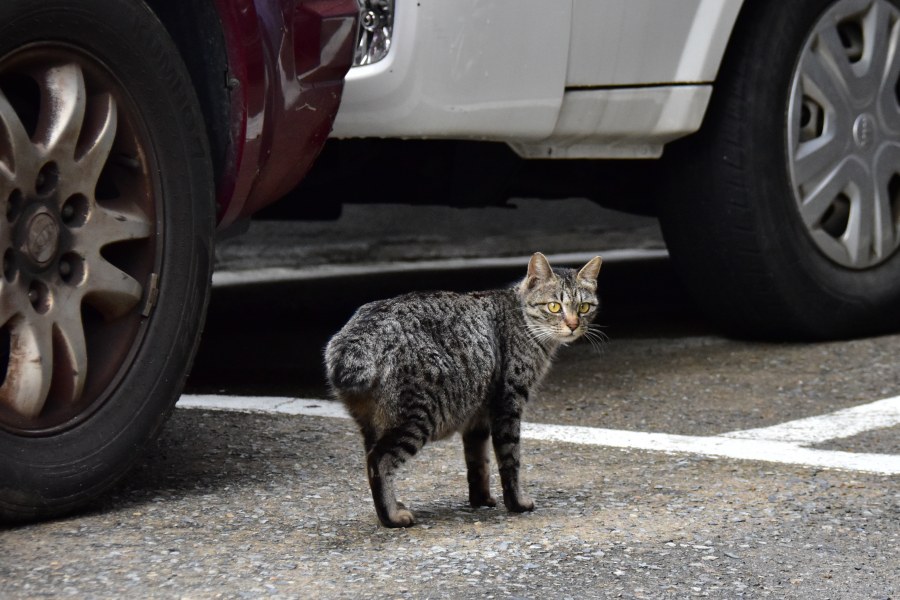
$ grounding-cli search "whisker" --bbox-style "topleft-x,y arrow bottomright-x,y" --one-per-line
587,324 -> 610,342
581,327 -> 608,354
522,323 -> 554,347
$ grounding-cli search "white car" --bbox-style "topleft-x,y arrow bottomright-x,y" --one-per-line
331,0 -> 900,340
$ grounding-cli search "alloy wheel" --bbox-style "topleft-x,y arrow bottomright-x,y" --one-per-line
0,46 -> 158,433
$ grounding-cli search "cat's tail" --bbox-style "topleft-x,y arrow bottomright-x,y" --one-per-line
324,334 -> 380,394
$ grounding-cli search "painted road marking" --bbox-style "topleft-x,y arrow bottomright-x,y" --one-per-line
721,395 -> 900,444
211,249 -> 668,288
178,394 -> 900,476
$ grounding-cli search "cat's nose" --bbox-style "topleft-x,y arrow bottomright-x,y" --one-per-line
564,318 -> 579,331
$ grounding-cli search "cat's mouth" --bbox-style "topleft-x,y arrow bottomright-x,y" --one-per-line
528,324 -> 585,345
556,328 -> 583,342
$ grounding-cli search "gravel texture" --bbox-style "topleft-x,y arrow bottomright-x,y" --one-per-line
2,409 -> 897,599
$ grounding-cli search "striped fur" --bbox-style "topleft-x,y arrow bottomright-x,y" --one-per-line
324,253 -> 602,527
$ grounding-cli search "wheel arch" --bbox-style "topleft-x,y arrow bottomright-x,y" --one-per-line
693,0 -> 800,139
144,0 -> 360,229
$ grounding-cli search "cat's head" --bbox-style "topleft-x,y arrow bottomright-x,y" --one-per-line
517,252 -> 602,344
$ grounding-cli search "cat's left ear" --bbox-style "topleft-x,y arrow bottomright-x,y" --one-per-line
577,256 -> 602,282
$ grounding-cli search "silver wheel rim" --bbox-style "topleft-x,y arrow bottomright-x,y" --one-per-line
787,0 -> 900,269
0,46 -> 158,433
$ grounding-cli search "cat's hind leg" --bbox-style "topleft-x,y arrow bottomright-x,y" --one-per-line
461,412 -> 496,508
367,426 -> 426,527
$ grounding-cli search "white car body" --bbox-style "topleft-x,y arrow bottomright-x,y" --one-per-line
333,0 -> 745,158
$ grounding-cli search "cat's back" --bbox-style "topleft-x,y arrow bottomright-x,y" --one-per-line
325,289 -> 512,394
341,289 -> 506,336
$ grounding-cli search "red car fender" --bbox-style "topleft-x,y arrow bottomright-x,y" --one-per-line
212,0 -> 358,228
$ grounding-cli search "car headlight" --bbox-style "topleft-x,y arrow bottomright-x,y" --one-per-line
354,0 -> 394,66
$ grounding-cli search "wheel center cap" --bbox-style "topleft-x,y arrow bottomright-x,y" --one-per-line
25,210 -> 60,266
852,113 -> 876,150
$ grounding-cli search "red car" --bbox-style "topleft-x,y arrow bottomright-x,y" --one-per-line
0,0 -> 360,520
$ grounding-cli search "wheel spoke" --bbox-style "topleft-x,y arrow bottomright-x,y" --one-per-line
75,92 -> 117,189
0,90 -> 36,176
793,130 -> 847,188
34,63 -> 86,156
873,144 -> 900,258
842,173 -> 876,266
83,257 -> 143,320
877,19 -> 900,131
0,278 -> 26,328
0,157 -> 11,184
52,302 -> 88,404
801,44 -> 850,121
871,185 -> 895,260
861,0 -> 890,85
816,24 -> 869,106
0,187 -> 11,249
798,159 -> 860,228
87,204 -> 152,247
0,316 -> 53,419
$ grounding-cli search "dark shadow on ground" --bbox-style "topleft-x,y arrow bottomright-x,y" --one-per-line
186,257 -> 710,398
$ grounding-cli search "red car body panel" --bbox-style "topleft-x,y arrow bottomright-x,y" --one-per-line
212,0 -> 358,228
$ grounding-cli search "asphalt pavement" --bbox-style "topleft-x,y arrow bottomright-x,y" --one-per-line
1,201 -> 899,599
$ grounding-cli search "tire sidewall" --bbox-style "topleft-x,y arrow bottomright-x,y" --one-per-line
666,0 -> 900,338
0,0 -> 214,520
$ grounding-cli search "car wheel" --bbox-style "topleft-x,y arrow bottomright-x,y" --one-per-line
659,0 -> 900,339
0,0 -> 214,520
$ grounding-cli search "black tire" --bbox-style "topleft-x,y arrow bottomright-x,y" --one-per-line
659,0 -> 900,340
0,0 -> 214,521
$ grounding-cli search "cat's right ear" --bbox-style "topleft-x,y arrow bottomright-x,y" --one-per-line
524,252 -> 553,289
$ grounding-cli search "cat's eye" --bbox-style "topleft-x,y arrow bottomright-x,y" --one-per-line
547,302 -> 562,313
578,302 -> 592,314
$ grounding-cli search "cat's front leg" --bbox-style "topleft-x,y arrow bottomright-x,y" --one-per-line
462,414 -> 497,508
490,399 -> 534,513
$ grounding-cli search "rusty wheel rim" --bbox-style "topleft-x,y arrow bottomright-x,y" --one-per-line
0,45 -> 159,434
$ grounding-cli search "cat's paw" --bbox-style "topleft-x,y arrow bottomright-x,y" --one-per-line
469,493 -> 497,508
381,507 -> 416,528
504,493 -> 535,513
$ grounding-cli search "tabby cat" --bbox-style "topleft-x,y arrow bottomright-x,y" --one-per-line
324,252 -> 602,527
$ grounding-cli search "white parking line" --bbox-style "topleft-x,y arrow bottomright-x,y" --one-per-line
211,249 -> 668,288
177,394 -> 900,476
721,395 -> 900,444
